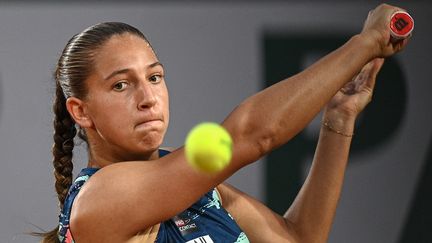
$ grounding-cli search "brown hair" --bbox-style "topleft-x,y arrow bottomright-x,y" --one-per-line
34,22 -> 150,243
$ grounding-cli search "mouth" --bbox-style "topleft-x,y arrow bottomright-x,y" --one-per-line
135,119 -> 163,129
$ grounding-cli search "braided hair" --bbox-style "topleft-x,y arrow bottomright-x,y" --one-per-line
35,22 -> 150,243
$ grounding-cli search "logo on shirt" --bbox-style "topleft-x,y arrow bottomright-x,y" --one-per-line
179,223 -> 197,232
172,215 -> 199,236
174,218 -> 191,227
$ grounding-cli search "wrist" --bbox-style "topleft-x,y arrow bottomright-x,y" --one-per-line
352,33 -> 381,59
322,110 -> 356,137
323,108 -> 357,124
322,119 -> 354,137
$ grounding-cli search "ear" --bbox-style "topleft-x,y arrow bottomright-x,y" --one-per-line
66,97 -> 93,128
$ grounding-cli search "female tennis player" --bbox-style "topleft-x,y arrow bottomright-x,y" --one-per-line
38,3 -> 409,243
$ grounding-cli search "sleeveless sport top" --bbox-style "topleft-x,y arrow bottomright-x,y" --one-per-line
58,150 -> 250,243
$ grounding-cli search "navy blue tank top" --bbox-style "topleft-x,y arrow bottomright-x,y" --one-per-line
58,150 -> 249,243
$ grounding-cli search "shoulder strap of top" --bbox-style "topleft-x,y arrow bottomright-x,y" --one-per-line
159,148 -> 171,157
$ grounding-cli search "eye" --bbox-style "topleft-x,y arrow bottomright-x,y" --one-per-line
149,74 -> 163,84
113,81 -> 128,91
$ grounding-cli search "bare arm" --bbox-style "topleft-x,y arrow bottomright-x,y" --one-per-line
283,114 -> 354,243
284,58 -> 384,243
223,4 -> 407,163
218,115 -> 356,243
222,35 -> 369,162
220,58 -> 384,243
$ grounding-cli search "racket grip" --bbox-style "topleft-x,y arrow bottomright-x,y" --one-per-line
390,11 -> 414,42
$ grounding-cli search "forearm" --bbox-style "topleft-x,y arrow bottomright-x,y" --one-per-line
223,34 -> 376,164
284,112 -> 356,243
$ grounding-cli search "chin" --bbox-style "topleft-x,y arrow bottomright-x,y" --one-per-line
125,142 -> 162,161
138,133 -> 164,151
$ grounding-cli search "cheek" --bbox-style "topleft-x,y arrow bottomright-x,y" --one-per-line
89,96 -> 134,136
95,109 -> 132,139
93,111 -> 136,147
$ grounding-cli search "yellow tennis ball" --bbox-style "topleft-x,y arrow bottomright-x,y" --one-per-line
185,122 -> 233,173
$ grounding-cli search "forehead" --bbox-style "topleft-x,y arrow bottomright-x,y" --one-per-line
92,34 -> 158,75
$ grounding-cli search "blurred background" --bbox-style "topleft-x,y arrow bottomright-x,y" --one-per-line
0,0 -> 430,242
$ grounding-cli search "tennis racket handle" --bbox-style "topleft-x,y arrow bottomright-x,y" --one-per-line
390,11 -> 414,42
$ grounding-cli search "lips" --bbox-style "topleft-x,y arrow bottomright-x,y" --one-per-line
135,117 -> 163,129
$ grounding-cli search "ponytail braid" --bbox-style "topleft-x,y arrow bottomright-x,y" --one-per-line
31,83 -> 74,243
52,81 -> 76,210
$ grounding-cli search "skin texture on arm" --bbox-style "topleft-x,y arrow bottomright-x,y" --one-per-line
68,4 -> 408,242
283,114 -> 355,243
218,115 -> 355,243
219,58 -> 384,243
284,58 -> 384,243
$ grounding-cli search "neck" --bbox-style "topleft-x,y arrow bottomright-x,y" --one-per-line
87,147 -> 160,168
84,129 -> 162,168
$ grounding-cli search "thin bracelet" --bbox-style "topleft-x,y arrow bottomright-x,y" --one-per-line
322,120 -> 354,137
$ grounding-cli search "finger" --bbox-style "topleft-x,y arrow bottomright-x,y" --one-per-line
370,58 -> 385,76
399,36 -> 411,51
364,58 -> 384,91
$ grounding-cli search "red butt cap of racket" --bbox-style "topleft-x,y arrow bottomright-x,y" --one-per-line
390,11 -> 414,40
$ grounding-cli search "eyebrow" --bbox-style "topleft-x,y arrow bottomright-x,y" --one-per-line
104,61 -> 164,81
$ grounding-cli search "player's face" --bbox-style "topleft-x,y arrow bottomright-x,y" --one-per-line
83,33 -> 169,161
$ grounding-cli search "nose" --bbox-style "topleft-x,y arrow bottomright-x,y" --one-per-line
136,82 -> 157,110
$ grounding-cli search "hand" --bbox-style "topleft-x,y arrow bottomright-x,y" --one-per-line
325,58 -> 384,119
361,4 -> 411,57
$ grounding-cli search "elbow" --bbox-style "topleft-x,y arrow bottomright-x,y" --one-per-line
255,130 -> 277,158
223,103 -> 278,160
